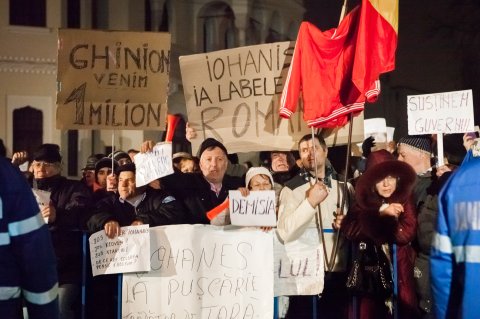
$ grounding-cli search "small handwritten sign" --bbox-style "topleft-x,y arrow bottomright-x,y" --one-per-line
89,225 -> 150,276
134,142 -> 174,187
407,89 -> 474,135
274,228 -> 324,296
228,190 -> 276,226
32,189 -> 51,223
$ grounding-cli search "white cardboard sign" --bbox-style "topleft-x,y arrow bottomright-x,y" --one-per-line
228,190 -> 277,227
134,142 -> 174,187
407,89 -> 474,135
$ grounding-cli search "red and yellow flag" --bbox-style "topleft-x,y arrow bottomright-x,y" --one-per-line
352,0 -> 399,96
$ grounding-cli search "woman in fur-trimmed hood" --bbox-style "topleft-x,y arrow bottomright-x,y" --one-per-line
343,150 -> 420,319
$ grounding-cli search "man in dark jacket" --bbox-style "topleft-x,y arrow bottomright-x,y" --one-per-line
30,143 -> 92,319
155,138 -> 244,224
87,163 -> 187,236
86,163 -> 186,319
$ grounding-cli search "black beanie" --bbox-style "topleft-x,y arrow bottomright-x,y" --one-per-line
95,157 -> 118,175
32,144 -> 62,163
197,138 -> 228,158
443,134 -> 467,166
397,135 -> 432,155
115,163 -> 136,175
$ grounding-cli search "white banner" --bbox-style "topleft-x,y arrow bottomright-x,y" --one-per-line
407,89 -> 474,135
229,190 -> 276,227
134,142 -> 174,187
273,229 -> 324,296
122,224 -> 274,318
89,225 -> 150,276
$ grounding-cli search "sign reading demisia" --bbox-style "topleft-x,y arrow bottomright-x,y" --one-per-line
179,42 -> 365,154
56,29 -> 170,130
122,224 -> 273,318
407,89 -> 474,135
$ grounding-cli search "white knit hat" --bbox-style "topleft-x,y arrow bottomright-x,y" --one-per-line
245,167 -> 274,188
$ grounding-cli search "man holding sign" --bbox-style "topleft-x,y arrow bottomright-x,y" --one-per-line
87,163 -> 186,237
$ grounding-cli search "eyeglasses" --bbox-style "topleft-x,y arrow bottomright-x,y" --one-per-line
382,175 -> 398,184
32,161 -> 57,169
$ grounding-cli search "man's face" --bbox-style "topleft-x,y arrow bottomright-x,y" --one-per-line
299,138 -> 328,172
82,169 -> 95,187
32,161 -> 61,179
96,167 -> 113,188
118,171 -> 136,199
397,144 -> 424,174
271,152 -> 289,172
199,147 -> 228,184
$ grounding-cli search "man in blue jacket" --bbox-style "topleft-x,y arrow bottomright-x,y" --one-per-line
431,145 -> 480,319
0,156 -> 59,318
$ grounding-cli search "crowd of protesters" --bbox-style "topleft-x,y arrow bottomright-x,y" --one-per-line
0,128 -> 478,319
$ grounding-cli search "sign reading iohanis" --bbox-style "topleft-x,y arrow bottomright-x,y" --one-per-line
56,29 -> 170,130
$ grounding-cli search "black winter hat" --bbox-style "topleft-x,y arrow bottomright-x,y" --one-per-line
95,157 -> 118,174
32,143 -> 62,163
443,134 -> 467,166
115,163 -> 136,175
197,138 -> 228,158
109,150 -> 131,163
83,153 -> 105,170
397,135 -> 432,155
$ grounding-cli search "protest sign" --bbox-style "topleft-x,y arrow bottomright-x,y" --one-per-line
273,229 -> 324,296
32,189 -> 51,223
134,142 -> 174,187
407,89 -> 474,135
229,190 -> 276,227
89,225 -> 150,276
122,224 -> 273,318
56,29 -> 170,130
180,42 -> 364,154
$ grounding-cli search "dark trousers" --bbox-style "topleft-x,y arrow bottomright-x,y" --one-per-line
286,272 -> 350,319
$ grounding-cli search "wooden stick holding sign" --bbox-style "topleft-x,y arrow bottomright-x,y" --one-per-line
228,190 -> 277,227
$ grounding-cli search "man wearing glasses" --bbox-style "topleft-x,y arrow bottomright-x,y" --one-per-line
30,143 -> 92,319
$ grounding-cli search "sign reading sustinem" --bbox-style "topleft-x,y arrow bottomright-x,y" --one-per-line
407,89 -> 474,135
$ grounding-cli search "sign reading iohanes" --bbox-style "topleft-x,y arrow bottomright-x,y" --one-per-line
89,225 -> 150,277
56,29 -> 170,130
180,42 -> 365,154
229,190 -> 276,227
407,89 -> 474,135
133,142 -> 174,187
122,224 -> 273,318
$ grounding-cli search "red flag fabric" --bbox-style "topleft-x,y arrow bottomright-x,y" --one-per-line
280,0 -> 398,128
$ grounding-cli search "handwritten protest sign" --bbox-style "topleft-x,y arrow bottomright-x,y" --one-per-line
89,225 -> 150,276
32,189 -> 51,223
407,89 -> 474,135
56,29 -> 170,130
134,142 -> 174,187
180,42 -> 364,154
228,190 -> 276,227
122,224 -> 273,318
274,229 -> 324,296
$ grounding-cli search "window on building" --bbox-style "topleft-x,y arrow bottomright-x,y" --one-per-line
9,0 -> 46,27
13,106 -> 43,160
200,3 -> 235,52
145,0 -> 169,31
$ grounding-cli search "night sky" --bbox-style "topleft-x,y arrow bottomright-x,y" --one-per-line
303,0 -> 480,139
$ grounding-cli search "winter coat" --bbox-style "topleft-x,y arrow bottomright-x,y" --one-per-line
32,175 -> 92,285
342,150 -> 419,319
161,172 -> 244,224
87,187 -> 187,232
0,158 -> 59,318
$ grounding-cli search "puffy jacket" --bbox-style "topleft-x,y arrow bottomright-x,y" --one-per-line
87,187 -> 187,232
0,158 -> 59,318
